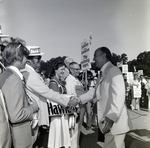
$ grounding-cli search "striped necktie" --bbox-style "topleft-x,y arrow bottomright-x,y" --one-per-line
96,71 -> 102,88
22,77 -> 34,104
93,71 -> 102,98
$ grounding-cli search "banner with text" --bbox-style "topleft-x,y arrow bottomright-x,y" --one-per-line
122,64 -> 128,73
81,39 -> 90,70
47,102 -> 78,116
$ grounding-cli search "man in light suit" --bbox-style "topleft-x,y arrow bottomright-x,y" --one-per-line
0,41 -> 39,148
79,47 -> 130,148
21,46 -> 78,147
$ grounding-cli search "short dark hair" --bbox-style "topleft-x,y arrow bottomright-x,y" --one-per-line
47,56 -> 65,78
97,47 -> 112,61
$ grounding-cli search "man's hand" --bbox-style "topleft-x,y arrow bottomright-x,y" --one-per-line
68,96 -> 79,107
101,117 -> 114,134
31,102 -> 39,113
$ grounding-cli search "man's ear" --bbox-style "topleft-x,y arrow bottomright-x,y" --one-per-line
15,54 -> 22,62
26,59 -> 31,65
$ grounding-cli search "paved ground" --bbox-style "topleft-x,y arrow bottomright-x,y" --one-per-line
80,108 -> 150,148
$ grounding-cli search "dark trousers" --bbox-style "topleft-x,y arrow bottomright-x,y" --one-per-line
33,126 -> 49,148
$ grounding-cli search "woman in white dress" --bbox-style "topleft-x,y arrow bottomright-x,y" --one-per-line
145,78 -> 150,111
47,57 -> 71,148
130,73 -> 141,110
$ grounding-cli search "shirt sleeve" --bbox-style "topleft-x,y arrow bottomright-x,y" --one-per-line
25,71 -> 69,107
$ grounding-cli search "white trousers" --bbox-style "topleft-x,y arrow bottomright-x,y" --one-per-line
104,133 -> 126,148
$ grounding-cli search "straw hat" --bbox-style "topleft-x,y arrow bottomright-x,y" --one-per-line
26,46 -> 44,56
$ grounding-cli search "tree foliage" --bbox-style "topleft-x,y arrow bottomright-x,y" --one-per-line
128,51 -> 150,77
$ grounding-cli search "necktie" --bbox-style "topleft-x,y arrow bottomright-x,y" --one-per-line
96,71 -> 102,88
93,71 -> 102,99
22,77 -> 26,86
22,77 -> 38,129
22,77 -> 34,104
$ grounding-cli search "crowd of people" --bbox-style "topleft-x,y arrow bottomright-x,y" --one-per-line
123,72 -> 150,112
0,37 -> 132,148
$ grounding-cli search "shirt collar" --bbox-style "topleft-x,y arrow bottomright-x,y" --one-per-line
8,66 -> 23,80
100,61 -> 110,73
26,64 -> 35,71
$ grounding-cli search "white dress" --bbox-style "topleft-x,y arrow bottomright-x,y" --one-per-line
48,79 -> 71,148
48,105 -> 71,148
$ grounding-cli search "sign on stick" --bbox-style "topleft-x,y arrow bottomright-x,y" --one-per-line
81,39 -> 90,70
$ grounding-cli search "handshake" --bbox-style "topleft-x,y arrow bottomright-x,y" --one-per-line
68,96 -> 81,107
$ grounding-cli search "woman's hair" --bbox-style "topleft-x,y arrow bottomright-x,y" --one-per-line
3,38 -> 29,66
46,56 -> 65,79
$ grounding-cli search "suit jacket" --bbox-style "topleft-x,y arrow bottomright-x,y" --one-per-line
0,90 -> 12,148
21,64 -> 70,126
0,68 -> 34,148
80,62 -> 130,135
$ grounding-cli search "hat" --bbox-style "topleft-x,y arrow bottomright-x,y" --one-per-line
26,46 -> 44,56
0,25 -> 10,38
64,57 -> 74,67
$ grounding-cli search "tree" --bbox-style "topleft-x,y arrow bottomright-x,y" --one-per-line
128,51 -> 150,77
111,53 -> 122,66
121,53 -> 128,64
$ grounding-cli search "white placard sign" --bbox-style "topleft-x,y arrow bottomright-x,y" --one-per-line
122,64 -> 128,73
138,70 -> 143,76
133,86 -> 142,98
127,72 -> 133,83
81,39 -> 90,70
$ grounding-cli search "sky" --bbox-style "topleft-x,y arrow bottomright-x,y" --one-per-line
0,0 -> 150,64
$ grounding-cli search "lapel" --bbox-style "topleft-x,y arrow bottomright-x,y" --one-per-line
93,62 -> 114,98
98,62 -> 114,84
7,68 -> 21,80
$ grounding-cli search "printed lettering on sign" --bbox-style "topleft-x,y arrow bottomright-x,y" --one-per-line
81,39 -> 90,70
47,102 -> 77,116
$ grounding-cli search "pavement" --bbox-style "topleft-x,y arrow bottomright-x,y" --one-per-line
80,108 -> 150,148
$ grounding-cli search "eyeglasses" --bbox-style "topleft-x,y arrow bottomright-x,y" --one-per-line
33,56 -> 41,61
70,67 -> 80,71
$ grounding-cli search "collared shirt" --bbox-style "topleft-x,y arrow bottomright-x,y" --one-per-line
100,61 -> 110,75
8,66 -> 23,80
25,64 -> 44,82
26,64 -> 35,72
65,74 -> 84,96
96,61 -> 110,84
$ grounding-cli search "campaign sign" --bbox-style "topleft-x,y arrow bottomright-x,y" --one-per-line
81,39 -> 90,70
133,86 -> 142,98
127,72 -> 133,83
47,102 -> 77,116
122,64 -> 128,73
138,70 -> 143,76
